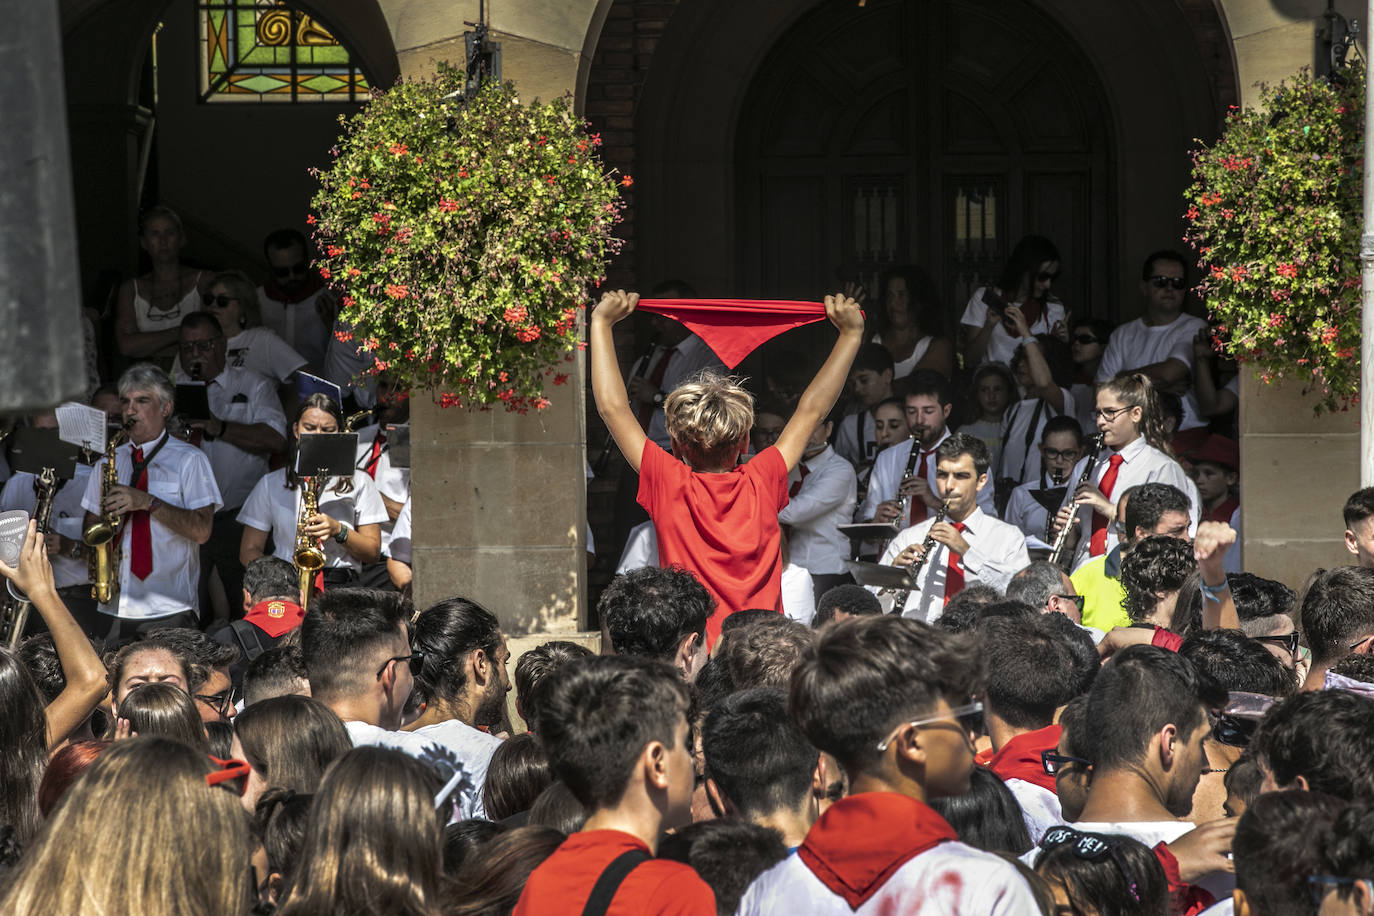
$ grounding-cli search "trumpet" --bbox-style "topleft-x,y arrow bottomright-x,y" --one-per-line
84,419 -> 134,604
1048,434 -> 1106,570
294,468 -> 328,607
886,499 -> 951,615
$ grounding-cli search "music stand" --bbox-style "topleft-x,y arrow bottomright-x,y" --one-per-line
385,424 -> 411,469
295,433 -> 359,478
843,560 -> 915,592
838,522 -> 902,542
8,427 -> 80,479
174,383 -> 213,422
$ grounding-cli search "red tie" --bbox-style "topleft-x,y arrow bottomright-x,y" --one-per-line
364,430 -> 386,479
944,521 -> 967,603
1089,454 -> 1126,556
909,447 -> 934,525
789,463 -> 810,498
129,446 -> 153,580
636,346 -> 677,429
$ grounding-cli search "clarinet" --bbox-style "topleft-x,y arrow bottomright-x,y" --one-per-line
886,499 -> 951,615
1047,434 -> 1106,570
893,434 -> 924,522
1041,466 -> 1071,543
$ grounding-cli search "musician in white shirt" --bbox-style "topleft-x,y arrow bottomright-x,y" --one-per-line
877,434 -> 1030,622
778,413 -> 857,595
1004,417 -> 1085,549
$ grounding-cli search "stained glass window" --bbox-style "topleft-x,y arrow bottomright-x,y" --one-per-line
199,1 -> 370,103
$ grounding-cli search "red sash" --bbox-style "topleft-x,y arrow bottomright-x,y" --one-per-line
637,298 -> 834,369
798,792 -> 957,909
986,724 -> 1062,793
243,599 -> 305,638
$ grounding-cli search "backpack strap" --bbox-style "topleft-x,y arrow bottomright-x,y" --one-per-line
580,849 -> 653,916
228,619 -> 270,662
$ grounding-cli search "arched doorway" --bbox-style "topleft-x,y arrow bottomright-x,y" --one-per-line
736,0 -> 1113,319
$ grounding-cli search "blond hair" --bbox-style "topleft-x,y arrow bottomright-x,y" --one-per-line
1,737 -> 253,915
664,370 -> 755,468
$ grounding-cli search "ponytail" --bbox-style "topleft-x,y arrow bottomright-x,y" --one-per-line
1101,372 -> 1173,457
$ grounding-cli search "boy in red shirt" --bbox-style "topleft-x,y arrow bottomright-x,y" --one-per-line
513,655 -> 714,915
591,290 -> 864,645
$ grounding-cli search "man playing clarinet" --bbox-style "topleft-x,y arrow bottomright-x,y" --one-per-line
875,434 -> 1028,622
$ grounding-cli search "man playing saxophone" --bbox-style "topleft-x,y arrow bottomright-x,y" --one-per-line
873,434 -> 1030,622
80,365 -> 222,645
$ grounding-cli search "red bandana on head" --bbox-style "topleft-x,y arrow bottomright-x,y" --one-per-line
636,299 -> 838,368
243,599 -> 305,638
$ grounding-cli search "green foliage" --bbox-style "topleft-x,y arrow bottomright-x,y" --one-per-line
1184,66 -> 1364,413
309,67 -> 626,412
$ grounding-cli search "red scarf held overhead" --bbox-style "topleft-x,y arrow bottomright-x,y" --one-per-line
984,724 -> 1063,793
637,298 -> 838,369
243,599 -> 305,638
798,792 -> 957,909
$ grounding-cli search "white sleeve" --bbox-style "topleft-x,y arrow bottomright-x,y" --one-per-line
235,475 -> 276,532
617,522 -> 659,574
781,566 -> 816,626
779,463 -> 856,525
179,448 -> 223,512
349,473 -> 390,526
962,528 -> 1030,593
81,460 -> 105,515
961,289 -> 989,329
263,333 -> 308,382
860,444 -> 905,521
388,497 -> 412,564
248,376 -> 289,436
1095,330 -> 1126,383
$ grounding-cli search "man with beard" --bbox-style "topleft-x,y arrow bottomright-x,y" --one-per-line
256,228 -> 335,374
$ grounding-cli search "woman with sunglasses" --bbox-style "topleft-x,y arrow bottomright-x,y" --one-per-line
960,234 -> 1069,368
1034,828 -> 1169,916
171,269 -> 306,386
1054,372 -> 1197,571
114,205 -> 213,364
1069,317 -> 1113,432
238,394 -> 386,588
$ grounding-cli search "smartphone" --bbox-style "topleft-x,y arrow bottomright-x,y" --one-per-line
981,288 -> 1006,317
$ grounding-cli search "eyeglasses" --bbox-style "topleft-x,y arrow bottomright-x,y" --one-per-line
1211,713 -> 1259,748
875,701 -> 983,752
1093,405 -> 1131,422
179,338 -> 223,355
1073,334 -> 1101,345
1039,827 -> 1141,903
1308,875 -> 1370,907
272,261 -> 309,278
1252,632 -> 1300,656
1053,594 -> 1086,613
376,651 -> 425,679
201,294 -> 238,308
205,756 -> 251,794
1043,448 -> 1080,462
1041,750 -> 1091,776
195,688 -> 237,716
1037,271 -> 1060,283
1148,276 -> 1187,291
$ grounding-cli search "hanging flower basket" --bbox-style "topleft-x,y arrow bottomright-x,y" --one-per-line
1184,65 -> 1363,414
309,66 -> 627,412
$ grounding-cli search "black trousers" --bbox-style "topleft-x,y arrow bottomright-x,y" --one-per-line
200,510 -> 247,622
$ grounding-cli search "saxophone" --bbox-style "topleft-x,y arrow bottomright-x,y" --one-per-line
83,420 -> 134,604
1,468 -> 58,647
294,469 -> 328,606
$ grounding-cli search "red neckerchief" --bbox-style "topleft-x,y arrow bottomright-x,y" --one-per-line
1154,842 -> 1217,915
986,724 -> 1062,793
1203,496 -> 1239,524
262,272 -> 326,305
243,599 -> 304,638
798,792 -> 957,909
637,298 -> 841,368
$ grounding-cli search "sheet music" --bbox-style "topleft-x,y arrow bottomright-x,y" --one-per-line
56,402 -> 106,452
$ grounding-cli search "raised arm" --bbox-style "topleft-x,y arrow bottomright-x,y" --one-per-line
775,294 -> 866,470
1007,308 -> 1063,412
1194,521 -> 1239,631
590,290 -> 650,473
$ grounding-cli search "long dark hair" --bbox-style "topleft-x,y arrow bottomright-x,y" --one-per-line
928,766 -> 1033,855
235,695 -> 351,795
876,264 -> 948,339
0,649 -> 47,846
286,392 -> 353,495
997,235 -> 1060,301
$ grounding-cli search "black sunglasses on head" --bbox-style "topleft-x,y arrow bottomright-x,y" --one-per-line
1039,827 -> 1141,903
1148,275 -> 1187,291
1252,631 -> 1300,656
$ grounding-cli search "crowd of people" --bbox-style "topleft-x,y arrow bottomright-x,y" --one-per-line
0,218 -> 1369,915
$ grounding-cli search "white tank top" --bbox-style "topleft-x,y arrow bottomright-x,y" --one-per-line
133,270 -> 204,333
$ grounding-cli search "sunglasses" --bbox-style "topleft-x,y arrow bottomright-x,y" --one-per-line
1037,271 -> 1060,283
1252,631 -> 1300,656
272,261 -> 309,278
1073,334 -> 1101,345
376,651 -> 425,679
1211,713 -> 1259,748
201,294 -> 238,308
195,687 -> 238,716
1054,594 -> 1086,613
1039,827 -> 1141,903
1308,875 -> 1370,907
1041,750 -> 1091,776
1148,275 -> 1187,291
875,701 -> 984,752
205,756 -> 251,795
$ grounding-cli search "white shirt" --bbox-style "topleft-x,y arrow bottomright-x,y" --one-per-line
355,424 -> 409,550
237,469 -> 389,572
1,465 -> 94,590
197,367 -> 288,510
961,288 -> 1068,366
875,506 -> 1030,622
781,563 -> 816,625
1005,778 -> 1063,846
80,432 -> 223,619
859,430 -> 996,521
632,334 -> 725,449
998,392 -> 1075,484
871,331 -> 932,381
1096,312 -> 1210,430
739,840 -> 1039,916
1005,479 -> 1067,550
257,285 -> 336,372
833,410 -> 878,469
343,719 -> 494,820
173,326 -> 306,385
779,446 -> 856,576
1067,819 -> 1234,901
1065,436 -> 1200,570
388,496 -> 412,564
617,520 -> 658,574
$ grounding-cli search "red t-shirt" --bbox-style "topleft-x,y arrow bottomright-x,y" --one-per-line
513,829 -> 715,916
638,440 -> 789,646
